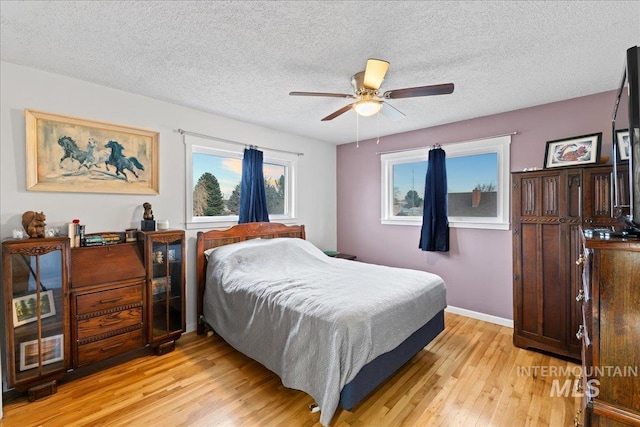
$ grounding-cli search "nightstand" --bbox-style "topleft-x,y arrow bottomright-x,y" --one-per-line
334,253 -> 356,261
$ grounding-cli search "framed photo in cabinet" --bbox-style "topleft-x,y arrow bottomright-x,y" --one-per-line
12,290 -> 56,327
151,276 -> 170,296
19,334 -> 64,371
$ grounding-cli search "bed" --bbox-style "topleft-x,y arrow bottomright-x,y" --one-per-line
196,222 -> 446,426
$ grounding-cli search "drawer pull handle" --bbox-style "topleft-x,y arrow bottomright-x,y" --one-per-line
575,254 -> 585,266
101,342 -> 124,352
99,297 -> 123,304
573,410 -> 582,427
576,325 -> 585,340
575,376 -> 583,393
576,290 -> 585,302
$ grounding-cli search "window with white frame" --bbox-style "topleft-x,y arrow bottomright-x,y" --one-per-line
381,135 -> 511,230
185,136 -> 297,229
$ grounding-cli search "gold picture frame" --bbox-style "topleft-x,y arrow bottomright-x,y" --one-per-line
25,109 -> 159,194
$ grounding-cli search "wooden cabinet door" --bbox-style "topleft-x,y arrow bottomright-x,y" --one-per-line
582,165 -> 631,228
614,164 -> 630,219
582,166 -> 616,227
512,170 -> 581,359
139,230 -> 185,354
2,237 -> 70,398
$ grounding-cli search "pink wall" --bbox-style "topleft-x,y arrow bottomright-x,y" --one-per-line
337,90 -> 624,320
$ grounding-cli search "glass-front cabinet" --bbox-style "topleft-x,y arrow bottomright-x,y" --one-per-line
139,230 -> 185,354
2,237 -> 70,399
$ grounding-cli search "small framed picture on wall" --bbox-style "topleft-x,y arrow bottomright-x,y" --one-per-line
616,129 -> 630,161
543,133 -> 602,168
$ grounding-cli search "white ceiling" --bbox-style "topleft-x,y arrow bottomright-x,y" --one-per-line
1,1 -> 639,145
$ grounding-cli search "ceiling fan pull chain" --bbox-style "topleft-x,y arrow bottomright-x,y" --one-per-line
356,113 -> 360,148
376,111 -> 380,144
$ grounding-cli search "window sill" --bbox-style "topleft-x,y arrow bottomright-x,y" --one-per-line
186,217 -> 298,230
381,218 -> 510,230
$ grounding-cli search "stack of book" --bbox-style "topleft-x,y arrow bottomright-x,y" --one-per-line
83,233 -> 123,247
83,235 -> 104,246
101,233 -> 122,245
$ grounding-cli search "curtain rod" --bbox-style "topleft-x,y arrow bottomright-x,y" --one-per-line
177,128 -> 304,157
375,131 -> 518,155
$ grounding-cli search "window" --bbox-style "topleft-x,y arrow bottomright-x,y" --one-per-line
185,136 -> 297,229
381,135 -> 511,230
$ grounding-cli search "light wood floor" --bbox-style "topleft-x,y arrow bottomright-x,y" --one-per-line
1,313 -> 580,426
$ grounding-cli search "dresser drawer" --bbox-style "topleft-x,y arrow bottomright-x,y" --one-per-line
77,307 -> 143,340
76,329 -> 144,367
76,284 -> 143,315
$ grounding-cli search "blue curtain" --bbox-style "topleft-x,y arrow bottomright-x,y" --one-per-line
419,147 -> 449,252
238,148 -> 270,223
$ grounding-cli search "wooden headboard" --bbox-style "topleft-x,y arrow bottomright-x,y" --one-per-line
196,222 -> 306,334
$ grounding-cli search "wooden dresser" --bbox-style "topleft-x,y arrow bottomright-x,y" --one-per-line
70,243 -> 146,368
2,230 -> 185,400
577,232 -> 640,426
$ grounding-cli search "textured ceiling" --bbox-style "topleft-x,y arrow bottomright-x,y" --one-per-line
1,1 -> 639,145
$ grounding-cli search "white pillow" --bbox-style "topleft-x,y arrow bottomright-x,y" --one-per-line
204,237 -> 262,260
203,247 -> 218,260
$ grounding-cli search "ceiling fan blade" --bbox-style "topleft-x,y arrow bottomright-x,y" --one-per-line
321,104 -> 354,121
363,59 -> 390,90
383,83 -> 454,99
290,91 -> 356,99
381,101 -> 405,121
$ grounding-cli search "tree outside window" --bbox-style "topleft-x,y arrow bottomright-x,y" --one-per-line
190,150 -> 291,222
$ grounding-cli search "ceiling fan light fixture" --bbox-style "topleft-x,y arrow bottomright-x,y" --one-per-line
289,58 -> 454,121
354,99 -> 382,117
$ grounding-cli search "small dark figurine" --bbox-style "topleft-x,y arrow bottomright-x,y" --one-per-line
22,211 -> 47,238
141,202 -> 156,231
143,202 -> 154,220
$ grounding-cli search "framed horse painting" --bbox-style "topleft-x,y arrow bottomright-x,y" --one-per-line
25,109 -> 159,194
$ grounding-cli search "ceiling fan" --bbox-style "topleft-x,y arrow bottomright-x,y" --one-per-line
289,58 -> 454,121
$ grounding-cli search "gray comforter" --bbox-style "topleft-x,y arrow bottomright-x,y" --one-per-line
202,238 -> 446,426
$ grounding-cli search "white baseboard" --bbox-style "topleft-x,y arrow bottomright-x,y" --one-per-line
445,305 -> 514,328
186,322 -> 197,334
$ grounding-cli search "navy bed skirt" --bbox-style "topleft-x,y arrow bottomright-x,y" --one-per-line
339,309 -> 445,410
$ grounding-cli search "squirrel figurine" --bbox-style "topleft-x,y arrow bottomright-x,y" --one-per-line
22,211 -> 47,238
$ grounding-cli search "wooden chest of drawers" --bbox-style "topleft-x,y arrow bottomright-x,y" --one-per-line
577,233 -> 640,427
70,243 -> 146,368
